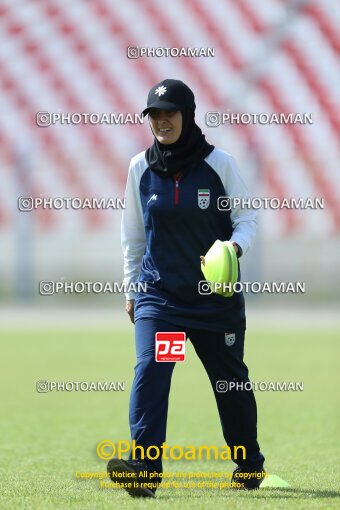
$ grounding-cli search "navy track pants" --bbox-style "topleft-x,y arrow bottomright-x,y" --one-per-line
128,317 -> 265,473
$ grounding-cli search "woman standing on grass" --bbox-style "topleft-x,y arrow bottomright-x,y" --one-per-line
108,79 -> 266,498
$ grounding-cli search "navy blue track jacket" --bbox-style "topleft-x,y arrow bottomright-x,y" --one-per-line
121,148 -> 257,331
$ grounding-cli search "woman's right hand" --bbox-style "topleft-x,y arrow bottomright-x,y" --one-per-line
125,299 -> 135,324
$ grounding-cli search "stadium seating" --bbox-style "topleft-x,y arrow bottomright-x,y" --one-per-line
0,0 -> 339,238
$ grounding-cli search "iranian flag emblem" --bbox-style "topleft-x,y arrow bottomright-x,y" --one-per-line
198,189 -> 210,209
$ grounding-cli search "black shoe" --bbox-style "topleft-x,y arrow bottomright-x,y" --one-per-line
231,465 -> 266,490
107,458 -> 161,498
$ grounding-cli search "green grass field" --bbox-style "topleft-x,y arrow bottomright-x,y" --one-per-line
1,317 -> 339,509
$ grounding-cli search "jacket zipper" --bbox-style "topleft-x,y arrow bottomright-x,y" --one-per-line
174,174 -> 182,205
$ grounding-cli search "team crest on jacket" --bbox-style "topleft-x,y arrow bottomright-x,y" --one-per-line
198,189 -> 210,209
225,333 -> 236,346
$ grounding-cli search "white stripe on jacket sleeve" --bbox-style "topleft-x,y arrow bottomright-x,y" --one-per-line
121,152 -> 147,300
205,149 -> 257,256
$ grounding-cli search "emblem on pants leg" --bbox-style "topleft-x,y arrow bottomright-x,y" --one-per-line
225,333 -> 236,346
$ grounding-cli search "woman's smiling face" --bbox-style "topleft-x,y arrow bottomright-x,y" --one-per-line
148,109 -> 183,145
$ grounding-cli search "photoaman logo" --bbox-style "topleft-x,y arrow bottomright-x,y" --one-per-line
97,440 -> 246,461
155,332 -> 186,362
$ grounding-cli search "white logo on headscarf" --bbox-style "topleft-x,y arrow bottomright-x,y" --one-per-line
155,86 -> 167,96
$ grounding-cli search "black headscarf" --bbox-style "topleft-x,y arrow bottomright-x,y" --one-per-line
146,109 -> 214,177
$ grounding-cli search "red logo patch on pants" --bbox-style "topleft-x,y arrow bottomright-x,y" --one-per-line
155,332 -> 186,362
